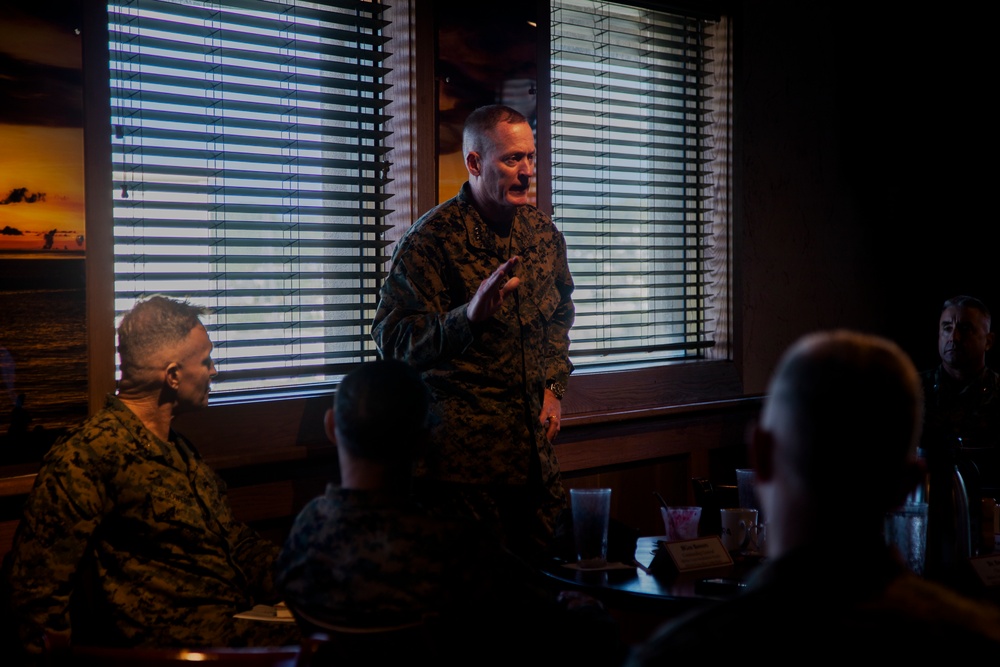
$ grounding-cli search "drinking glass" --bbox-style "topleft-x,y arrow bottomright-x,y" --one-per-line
570,488 -> 612,568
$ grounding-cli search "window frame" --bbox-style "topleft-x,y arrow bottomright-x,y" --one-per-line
544,1 -> 726,371
538,0 -> 740,420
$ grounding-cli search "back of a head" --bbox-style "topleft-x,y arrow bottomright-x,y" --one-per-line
462,104 -> 529,157
117,296 -> 207,386
334,359 -> 430,463
763,330 -> 922,509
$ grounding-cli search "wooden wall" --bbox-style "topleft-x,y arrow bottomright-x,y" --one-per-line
0,396 -> 761,561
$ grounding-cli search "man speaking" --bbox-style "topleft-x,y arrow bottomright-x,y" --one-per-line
372,104 -> 575,559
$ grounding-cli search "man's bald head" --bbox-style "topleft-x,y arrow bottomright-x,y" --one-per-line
760,330 -> 922,511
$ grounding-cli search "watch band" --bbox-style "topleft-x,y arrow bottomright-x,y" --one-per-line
546,380 -> 566,400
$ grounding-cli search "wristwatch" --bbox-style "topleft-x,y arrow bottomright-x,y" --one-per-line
546,380 -> 566,400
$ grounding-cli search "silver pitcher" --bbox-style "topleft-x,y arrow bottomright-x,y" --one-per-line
915,440 -> 976,579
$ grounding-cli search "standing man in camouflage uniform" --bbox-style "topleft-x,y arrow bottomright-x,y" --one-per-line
372,104 -> 575,560
5,296 -> 297,659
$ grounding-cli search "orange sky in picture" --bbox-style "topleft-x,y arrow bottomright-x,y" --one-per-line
0,125 -> 86,252
0,11 -> 86,254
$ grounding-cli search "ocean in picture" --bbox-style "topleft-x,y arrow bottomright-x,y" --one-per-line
0,251 -> 88,464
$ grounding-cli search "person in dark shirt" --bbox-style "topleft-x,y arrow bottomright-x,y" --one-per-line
627,330 -> 1000,664
919,295 -> 1000,491
918,295 -> 1000,574
276,359 -> 623,666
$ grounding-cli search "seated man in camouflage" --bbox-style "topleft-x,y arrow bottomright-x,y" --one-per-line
626,331 -> 1000,664
5,296 -> 298,659
275,359 -> 624,665
276,358 -> 473,631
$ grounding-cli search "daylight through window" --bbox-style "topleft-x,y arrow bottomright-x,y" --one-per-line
107,0 -> 390,400
550,0 -> 729,370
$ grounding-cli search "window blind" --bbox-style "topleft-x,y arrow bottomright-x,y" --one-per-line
550,0 -> 724,369
108,0 -> 390,400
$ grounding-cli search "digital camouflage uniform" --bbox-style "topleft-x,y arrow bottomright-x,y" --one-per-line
7,395 -> 297,656
274,484 -> 625,665
275,484 -> 495,629
371,183 -> 575,548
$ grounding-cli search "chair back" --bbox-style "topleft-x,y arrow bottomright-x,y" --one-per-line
299,627 -> 437,667
290,606 -> 443,666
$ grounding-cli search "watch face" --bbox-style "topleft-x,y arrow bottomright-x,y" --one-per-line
547,382 -> 565,399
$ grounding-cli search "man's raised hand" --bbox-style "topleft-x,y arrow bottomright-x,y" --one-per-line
467,256 -> 521,323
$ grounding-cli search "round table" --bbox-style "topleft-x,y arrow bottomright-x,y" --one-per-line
540,536 -> 763,617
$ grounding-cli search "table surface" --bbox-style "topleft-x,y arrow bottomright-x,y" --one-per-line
541,536 -> 764,615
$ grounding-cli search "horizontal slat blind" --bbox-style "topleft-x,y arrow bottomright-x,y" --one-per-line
108,0 -> 390,399
551,0 -> 719,369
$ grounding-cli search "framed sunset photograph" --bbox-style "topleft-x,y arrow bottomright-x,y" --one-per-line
0,4 -> 88,465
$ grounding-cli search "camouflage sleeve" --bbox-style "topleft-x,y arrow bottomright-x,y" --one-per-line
201,464 -> 282,605
272,496 -> 325,609
229,522 -> 282,605
544,229 -> 575,387
371,232 -> 476,370
7,442 -> 109,655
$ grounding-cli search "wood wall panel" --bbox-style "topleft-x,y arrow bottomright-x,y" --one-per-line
0,400 -> 761,564
556,397 -> 760,537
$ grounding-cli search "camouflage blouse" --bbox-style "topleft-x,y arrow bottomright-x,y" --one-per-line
275,485 -> 492,628
371,184 -> 575,486
274,485 -> 624,664
7,395 -> 287,654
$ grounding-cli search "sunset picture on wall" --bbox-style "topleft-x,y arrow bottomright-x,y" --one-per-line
0,5 -> 86,256
0,3 -> 88,465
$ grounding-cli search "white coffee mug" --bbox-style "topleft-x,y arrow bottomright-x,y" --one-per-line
720,508 -> 758,552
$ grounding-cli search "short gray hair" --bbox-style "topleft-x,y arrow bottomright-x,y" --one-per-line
117,296 -> 207,380
941,295 -> 991,331
462,104 -> 529,157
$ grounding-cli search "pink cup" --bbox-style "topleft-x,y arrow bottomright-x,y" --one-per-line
661,506 -> 702,541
